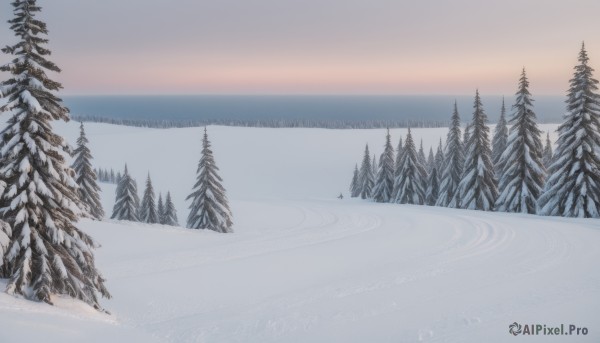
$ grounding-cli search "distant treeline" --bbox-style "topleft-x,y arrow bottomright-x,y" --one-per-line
71,114 -> 450,129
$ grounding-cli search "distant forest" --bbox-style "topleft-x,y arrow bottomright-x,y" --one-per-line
71,114 -> 451,129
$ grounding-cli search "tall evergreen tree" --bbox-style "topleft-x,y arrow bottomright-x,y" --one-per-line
436,102 -> 465,207
425,167 -> 440,206
418,139 -> 427,172
372,154 -> 378,178
496,69 -> 545,213
0,0 -> 109,308
140,174 -> 158,223
393,129 -> 427,204
349,164 -> 360,198
435,138 -> 444,172
542,132 -> 553,169
426,147 -> 435,174
463,123 -> 471,146
458,90 -> 498,210
111,165 -> 140,221
157,193 -> 166,224
186,128 -> 233,232
538,44 -> 600,217
358,144 -> 374,199
394,136 -> 404,175
71,123 -> 104,220
372,129 -> 395,203
492,98 -> 509,176
164,192 -> 179,226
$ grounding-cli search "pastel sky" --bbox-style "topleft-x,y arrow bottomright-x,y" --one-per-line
0,0 -> 599,95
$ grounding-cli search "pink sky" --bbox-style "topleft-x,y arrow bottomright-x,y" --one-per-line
1,0 -> 598,95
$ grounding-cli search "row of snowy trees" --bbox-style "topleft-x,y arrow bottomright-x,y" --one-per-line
110,166 -> 179,226
351,44 -> 600,218
95,167 -> 120,184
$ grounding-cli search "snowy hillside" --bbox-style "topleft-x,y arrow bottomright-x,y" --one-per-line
1,122 -> 598,343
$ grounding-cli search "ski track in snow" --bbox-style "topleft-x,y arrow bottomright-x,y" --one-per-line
65,200 -> 598,342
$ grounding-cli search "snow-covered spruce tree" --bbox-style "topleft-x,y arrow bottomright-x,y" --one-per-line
542,132 -> 553,169
372,154 -> 378,179
71,122 -> 104,220
186,128 -> 233,232
538,44 -> 600,217
349,164 -> 360,198
435,138 -> 444,172
358,144 -> 374,199
393,128 -> 427,204
157,193 -> 166,224
492,98 -> 509,176
425,167 -> 440,206
463,123 -> 471,146
436,102 -> 464,207
140,174 -> 158,223
164,192 -> 178,226
0,181 -> 13,277
496,69 -> 545,213
418,140 -> 427,172
111,165 -> 140,221
426,147 -> 435,174
458,90 -> 498,210
0,0 -> 109,308
394,136 -> 404,176
372,129 -> 395,203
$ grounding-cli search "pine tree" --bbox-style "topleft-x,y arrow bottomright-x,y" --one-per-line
349,164 -> 360,198
463,123 -> 471,145
140,174 -> 158,223
542,132 -> 553,169
372,154 -> 378,178
393,128 -> 426,204
111,165 -> 140,221
71,123 -> 104,220
436,102 -> 465,207
418,139 -> 427,172
425,167 -> 440,206
186,128 -> 233,232
435,138 -> 444,172
157,193 -> 166,224
492,98 -> 509,176
358,144 -> 374,199
372,129 -> 395,203
458,90 -> 498,210
538,44 -> 600,217
0,0 -> 109,308
427,147 -> 435,174
496,69 -> 546,213
164,192 -> 179,226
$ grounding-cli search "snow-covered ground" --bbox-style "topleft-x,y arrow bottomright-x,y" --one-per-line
1,122 -> 598,343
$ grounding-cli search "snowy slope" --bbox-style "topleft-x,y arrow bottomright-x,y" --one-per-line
1,122 -> 599,343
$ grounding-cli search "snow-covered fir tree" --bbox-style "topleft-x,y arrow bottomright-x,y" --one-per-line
358,144 -> 374,199
111,165 -> 140,221
393,128 -> 427,204
435,138 -> 444,172
458,90 -> 498,210
496,69 -> 545,213
427,147 -> 435,174
492,98 -> 509,176
542,132 -> 553,169
0,0 -> 109,308
372,129 -> 395,203
349,164 -> 360,198
425,167 -> 440,206
418,140 -> 427,172
157,193 -> 166,224
186,128 -> 233,232
463,123 -> 471,146
436,102 -> 464,207
538,44 -> 600,217
372,154 -> 378,178
140,174 -> 158,223
71,123 -> 104,220
164,192 -> 179,226
394,136 -> 404,177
